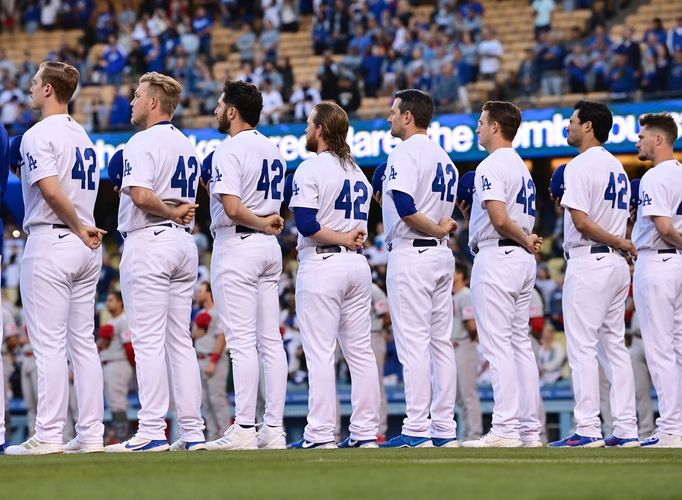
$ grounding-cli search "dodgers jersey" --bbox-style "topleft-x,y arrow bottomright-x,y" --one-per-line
211,129 -> 285,231
469,147 -> 536,250
207,139 -> 229,232
20,115 -> 99,233
118,122 -> 199,233
632,159 -> 682,251
382,134 -> 458,244
290,152 -> 371,251
561,146 -> 630,251
99,313 -> 131,363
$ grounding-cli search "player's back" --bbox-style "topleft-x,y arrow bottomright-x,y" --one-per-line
211,129 -> 285,227
561,146 -> 629,251
118,123 -> 199,233
469,147 -> 535,248
292,152 -> 371,251
20,115 -> 99,232
382,134 -> 458,243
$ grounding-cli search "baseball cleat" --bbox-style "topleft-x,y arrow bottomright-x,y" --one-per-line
207,425 -> 258,450
63,438 -> 104,454
432,437 -> 459,448
640,431 -> 682,448
0,444 -> 4,455
257,424 -> 287,450
548,433 -> 605,448
287,438 -> 337,449
520,440 -> 544,448
105,436 -> 170,453
170,439 -> 208,451
462,432 -> 523,448
379,434 -> 433,448
337,437 -> 379,448
5,436 -> 64,455
604,436 -> 641,448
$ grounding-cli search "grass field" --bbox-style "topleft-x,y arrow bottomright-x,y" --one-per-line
2,449 -> 682,500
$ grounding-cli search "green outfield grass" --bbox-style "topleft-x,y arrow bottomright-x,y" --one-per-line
2,448 -> 682,500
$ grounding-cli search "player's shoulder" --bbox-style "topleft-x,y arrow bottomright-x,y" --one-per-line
294,157 -> 318,176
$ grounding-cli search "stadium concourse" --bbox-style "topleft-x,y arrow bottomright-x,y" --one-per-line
0,0 -> 682,460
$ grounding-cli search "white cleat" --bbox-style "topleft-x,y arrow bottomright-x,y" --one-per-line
257,424 -> 287,450
207,425 -> 258,450
520,440 -> 544,448
63,438 -> 104,454
641,431 -> 682,448
462,431 -> 523,448
5,436 -> 64,456
104,435 -> 170,453
169,439 -> 208,451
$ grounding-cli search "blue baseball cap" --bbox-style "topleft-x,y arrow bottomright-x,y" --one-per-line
630,178 -> 640,207
456,170 -> 475,205
8,134 -> 23,173
201,151 -> 214,185
550,164 -> 567,199
283,173 -> 294,208
107,149 -> 124,188
372,162 -> 387,195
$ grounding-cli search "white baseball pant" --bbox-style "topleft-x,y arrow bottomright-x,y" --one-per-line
387,241 -> 457,439
470,243 -> 541,441
563,251 -> 637,439
120,226 -> 204,442
20,226 -> 104,444
211,229 -> 287,428
634,250 -> 682,437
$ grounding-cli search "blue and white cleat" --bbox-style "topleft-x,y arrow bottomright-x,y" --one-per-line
432,437 -> 459,448
337,437 -> 379,448
287,438 -> 337,449
170,439 -> 208,451
379,434 -> 433,448
548,433 -> 605,448
105,435 -> 170,453
604,436 -> 641,448
640,431 -> 682,448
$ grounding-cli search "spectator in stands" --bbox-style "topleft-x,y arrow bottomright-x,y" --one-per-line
101,35 -> 127,86
290,83 -> 320,121
644,17 -> 667,46
276,57 -> 295,101
260,60 -> 283,93
608,53 -> 636,100
432,62 -> 460,111
118,0 -> 137,29
95,2 -> 117,43
461,4 -> 482,39
615,27 -> 641,77
312,9 -> 330,55
670,50 -> 682,96
335,75 -> 361,116
11,103 -> 33,135
668,17 -> 682,55
260,78 -> 284,125
0,79 -> 23,128
587,39 -> 611,91
192,6 -> 214,58
235,22 -> 257,63
127,39 -> 147,79
40,0 -> 61,31
641,51 -> 659,95
532,0 -> 555,40
586,23 -> 612,51
538,32 -> 566,96
108,88 -> 133,131
262,0 -> 280,29
362,45 -> 384,98
517,46 -> 537,97
83,95 -> 108,133
280,0 -> 300,33
329,0 -> 351,53
381,48 -> 406,94
537,324 -> 565,386
144,36 -> 167,73
22,1 -> 41,33
563,44 -> 588,93
317,51 -> 339,100
478,27 -> 503,82
260,19 -> 281,61
549,274 -> 564,331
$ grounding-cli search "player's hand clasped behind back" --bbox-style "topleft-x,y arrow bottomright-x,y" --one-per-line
261,214 -> 285,235
78,225 -> 107,249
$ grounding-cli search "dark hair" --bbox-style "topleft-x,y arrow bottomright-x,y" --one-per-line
394,89 -> 434,129
639,113 -> 678,146
200,281 -> 212,294
574,100 -> 613,143
482,101 -> 522,141
109,291 -> 123,303
455,262 -> 469,281
312,102 -> 356,170
39,61 -> 79,104
222,80 -> 263,127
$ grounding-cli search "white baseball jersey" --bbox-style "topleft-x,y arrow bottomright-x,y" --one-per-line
289,152 -> 371,251
20,114 -> 99,232
118,122 -> 199,233
194,307 -> 223,355
382,134 -> 458,244
451,286 -> 474,341
208,139 -> 230,233
99,313 -> 131,363
469,147 -> 535,250
632,159 -> 682,250
211,129 -> 285,230
561,146 -> 630,251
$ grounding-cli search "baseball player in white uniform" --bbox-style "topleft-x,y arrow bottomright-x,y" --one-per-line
6,62 -> 106,456
631,112 -> 682,448
97,291 -> 134,444
549,100 -> 639,448
192,282 -> 231,442
370,283 -> 390,442
379,89 -> 459,448
462,101 -> 543,449
451,263 -> 482,443
107,72 -> 206,453
207,80 -> 288,450
288,102 -> 380,449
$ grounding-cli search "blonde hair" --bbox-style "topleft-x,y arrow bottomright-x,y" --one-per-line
139,72 -> 182,116
39,61 -> 79,104
312,102 -> 356,170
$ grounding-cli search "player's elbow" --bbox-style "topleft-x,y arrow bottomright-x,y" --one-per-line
653,216 -> 673,238
130,187 -> 152,208
222,196 -> 241,219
